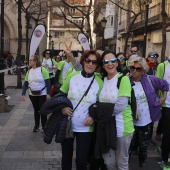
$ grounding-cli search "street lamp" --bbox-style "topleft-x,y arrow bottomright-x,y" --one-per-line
51,40 -> 54,49
51,40 -> 54,56
49,34 -> 52,49
101,17 -> 107,28
100,17 -> 107,51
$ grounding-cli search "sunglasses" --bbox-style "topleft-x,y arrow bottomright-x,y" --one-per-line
102,58 -> 117,64
118,56 -> 125,61
150,55 -> 158,58
131,50 -> 138,53
84,58 -> 98,65
130,66 -> 143,72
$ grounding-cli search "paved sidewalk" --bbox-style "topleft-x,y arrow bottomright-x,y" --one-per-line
0,74 -> 163,170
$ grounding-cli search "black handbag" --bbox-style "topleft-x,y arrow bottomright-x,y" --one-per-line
30,86 -> 46,95
65,75 -> 95,139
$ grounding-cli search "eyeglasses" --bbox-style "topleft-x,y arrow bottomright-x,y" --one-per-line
150,54 -> 159,58
131,50 -> 138,53
102,58 -> 117,64
129,66 -> 143,72
118,56 -> 125,61
84,58 -> 98,65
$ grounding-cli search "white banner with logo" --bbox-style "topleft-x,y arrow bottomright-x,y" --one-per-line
77,33 -> 90,51
29,24 -> 45,58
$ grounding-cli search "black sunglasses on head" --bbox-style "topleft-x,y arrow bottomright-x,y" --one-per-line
84,58 -> 98,65
130,66 -> 143,72
102,58 -> 117,64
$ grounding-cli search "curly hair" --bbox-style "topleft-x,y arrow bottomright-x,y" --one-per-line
80,50 -> 101,69
31,55 -> 41,67
127,56 -> 149,73
42,49 -> 53,58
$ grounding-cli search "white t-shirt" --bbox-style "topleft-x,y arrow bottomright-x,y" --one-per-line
133,81 -> 152,126
99,74 -> 134,137
164,63 -> 170,107
28,67 -> 46,95
60,71 -> 103,132
42,58 -> 53,77
62,62 -> 71,83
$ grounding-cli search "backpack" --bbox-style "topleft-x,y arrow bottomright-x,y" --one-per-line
117,75 -> 137,119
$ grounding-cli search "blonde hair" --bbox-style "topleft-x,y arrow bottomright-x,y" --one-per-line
31,55 -> 41,67
127,56 -> 149,73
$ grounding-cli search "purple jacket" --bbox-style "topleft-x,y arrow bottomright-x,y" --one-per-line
130,74 -> 169,122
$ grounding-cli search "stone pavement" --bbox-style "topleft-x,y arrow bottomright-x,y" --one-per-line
0,74 -> 163,170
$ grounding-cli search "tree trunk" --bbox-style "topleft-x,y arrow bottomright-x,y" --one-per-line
124,14 -> 139,55
143,3 -> 149,58
161,0 -> 167,62
17,0 -> 23,88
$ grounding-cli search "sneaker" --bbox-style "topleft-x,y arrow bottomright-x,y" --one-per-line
32,127 -> 39,132
147,138 -> 157,146
160,162 -> 170,170
155,147 -> 162,156
42,127 -> 46,133
155,134 -> 162,141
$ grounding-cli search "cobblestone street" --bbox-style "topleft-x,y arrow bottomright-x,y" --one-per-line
0,74 -> 163,170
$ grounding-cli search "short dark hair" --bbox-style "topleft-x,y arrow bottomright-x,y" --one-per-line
80,50 -> 101,69
131,44 -> 139,51
116,52 -> 125,58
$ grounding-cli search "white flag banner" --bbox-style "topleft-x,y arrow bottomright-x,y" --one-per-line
29,24 -> 45,58
77,33 -> 90,51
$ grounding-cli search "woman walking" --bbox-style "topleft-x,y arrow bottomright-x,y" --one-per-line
22,55 -> 51,132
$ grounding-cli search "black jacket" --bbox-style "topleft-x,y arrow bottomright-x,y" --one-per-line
89,102 -> 116,159
40,93 -> 73,144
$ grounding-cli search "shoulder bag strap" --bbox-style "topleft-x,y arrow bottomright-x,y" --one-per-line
73,75 -> 95,112
147,75 -> 155,93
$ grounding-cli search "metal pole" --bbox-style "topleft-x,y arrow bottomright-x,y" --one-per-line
0,0 -> 5,94
102,29 -> 105,51
143,3 -> 149,58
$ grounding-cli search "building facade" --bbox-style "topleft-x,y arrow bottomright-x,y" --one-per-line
1,1 -> 47,60
48,0 -> 91,55
94,0 -> 170,61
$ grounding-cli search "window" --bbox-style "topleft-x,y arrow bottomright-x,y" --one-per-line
52,20 -> 64,26
52,7 -> 64,14
54,32 -> 65,38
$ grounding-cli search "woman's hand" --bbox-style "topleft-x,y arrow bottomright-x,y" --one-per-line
84,116 -> 94,126
62,107 -> 73,117
158,97 -> 166,104
22,95 -> 25,101
134,110 -> 140,122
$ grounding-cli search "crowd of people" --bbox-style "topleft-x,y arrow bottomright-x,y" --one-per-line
21,43 -> 170,170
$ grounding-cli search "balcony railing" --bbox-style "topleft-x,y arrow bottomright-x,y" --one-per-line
130,3 -> 162,30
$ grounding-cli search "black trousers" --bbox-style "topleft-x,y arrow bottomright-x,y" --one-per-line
61,132 -> 93,170
156,117 -> 162,135
161,107 -> 170,163
129,123 -> 152,167
29,95 -> 47,128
